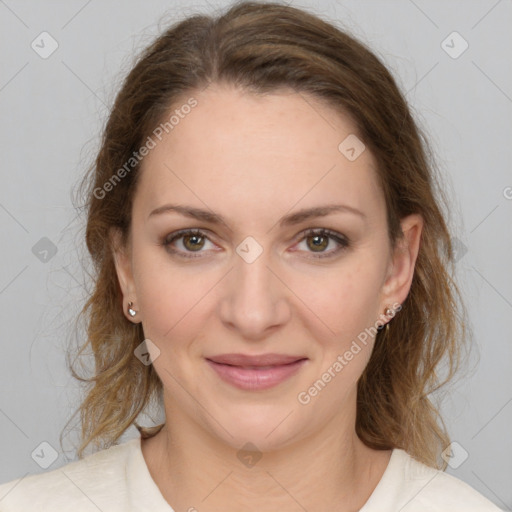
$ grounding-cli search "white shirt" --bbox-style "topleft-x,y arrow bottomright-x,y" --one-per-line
0,435 -> 503,511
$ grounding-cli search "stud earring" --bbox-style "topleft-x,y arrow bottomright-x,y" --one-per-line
127,302 -> 137,317
384,306 -> 396,333
377,306 -> 396,333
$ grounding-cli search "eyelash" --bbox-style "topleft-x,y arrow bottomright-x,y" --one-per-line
161,228 -> 350,260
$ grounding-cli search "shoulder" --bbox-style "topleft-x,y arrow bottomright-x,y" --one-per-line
0,438 -> 139,512
381,449 -> 504,511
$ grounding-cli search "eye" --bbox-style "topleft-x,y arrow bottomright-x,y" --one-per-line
162,229 -> 216,258
161,227 -> 350,260
294,228 -> 349,259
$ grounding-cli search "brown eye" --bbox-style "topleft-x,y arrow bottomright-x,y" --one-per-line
163,229 -> 215,258
295,228 -> 350,259
182,233 -> 205,251
306,233 -> 329,252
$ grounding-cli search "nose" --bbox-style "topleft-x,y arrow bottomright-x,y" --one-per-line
218,245 -> 291,340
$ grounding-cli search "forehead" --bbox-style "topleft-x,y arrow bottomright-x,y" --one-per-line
134,84 -> 383,223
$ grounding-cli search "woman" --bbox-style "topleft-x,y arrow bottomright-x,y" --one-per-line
0,1 -> 503,510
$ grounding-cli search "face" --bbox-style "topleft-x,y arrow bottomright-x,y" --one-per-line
112,83 -> 422,451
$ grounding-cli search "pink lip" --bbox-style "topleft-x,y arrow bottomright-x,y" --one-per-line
205,353 -> 307,391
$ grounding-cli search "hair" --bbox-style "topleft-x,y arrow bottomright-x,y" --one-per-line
66,0 -> 468,469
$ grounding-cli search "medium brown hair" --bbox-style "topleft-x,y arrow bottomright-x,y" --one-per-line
67,0 -> 468,468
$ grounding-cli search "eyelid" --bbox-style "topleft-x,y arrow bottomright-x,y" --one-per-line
291,228 -> 349,259
162,228 -> 218,258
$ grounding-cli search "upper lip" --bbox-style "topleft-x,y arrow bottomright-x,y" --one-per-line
206,353 -> 307,367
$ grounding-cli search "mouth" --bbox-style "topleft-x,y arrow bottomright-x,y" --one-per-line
205,353 -> 308,391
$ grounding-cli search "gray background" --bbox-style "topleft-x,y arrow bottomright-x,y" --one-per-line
0,0 -> 511,509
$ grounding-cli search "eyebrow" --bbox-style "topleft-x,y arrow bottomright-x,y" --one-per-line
148,203 -> 366,230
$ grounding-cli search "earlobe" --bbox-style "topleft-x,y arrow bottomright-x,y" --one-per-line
381,214 -> 423,306
110,227 -> 138,318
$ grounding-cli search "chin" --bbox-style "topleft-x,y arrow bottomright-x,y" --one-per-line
207,406 -> 303,453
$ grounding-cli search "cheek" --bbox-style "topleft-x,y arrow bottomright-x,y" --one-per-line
289,257 -> 383,340
134,265 -> 213,389
132,245 -> 211,341
137,273 -> 207,343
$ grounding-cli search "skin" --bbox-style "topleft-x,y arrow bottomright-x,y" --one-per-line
111,83 -> 423,512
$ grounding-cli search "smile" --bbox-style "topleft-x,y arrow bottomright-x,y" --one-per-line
205,354 -> 308,391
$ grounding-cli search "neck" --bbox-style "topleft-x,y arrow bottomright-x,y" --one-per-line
141,401 -> 391,512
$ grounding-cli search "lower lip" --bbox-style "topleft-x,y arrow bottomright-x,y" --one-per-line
206,359 -> 307,391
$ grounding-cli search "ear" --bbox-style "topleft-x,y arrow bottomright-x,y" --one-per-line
110,227 -> 139,322
380,213 -> 423,309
